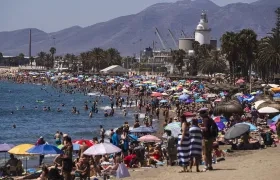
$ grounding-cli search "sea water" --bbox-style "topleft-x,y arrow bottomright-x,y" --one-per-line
0,81 -> 135,167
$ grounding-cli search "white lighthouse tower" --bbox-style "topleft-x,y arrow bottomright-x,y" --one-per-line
195,11 -> 211,45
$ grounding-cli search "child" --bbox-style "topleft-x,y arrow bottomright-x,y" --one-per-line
212,143 -> 225,163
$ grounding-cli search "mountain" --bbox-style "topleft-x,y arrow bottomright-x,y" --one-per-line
0,0 -> 279,56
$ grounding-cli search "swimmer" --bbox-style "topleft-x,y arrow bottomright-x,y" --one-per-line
10,111 -> 14,115
13,124 -> 16,128
57,108 -> 62,112
89,111 -> 93,118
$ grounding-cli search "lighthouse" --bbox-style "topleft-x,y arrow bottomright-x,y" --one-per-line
195,11 -> 211,45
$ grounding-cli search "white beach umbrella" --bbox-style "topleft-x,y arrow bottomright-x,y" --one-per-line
83,143 -> 121,156
254,100 -> 266,109
258,107 -> 279,113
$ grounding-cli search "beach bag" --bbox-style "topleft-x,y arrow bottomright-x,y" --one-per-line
116,163 -> 130,179
116,163 -> 130,178
209,118 -> 219,138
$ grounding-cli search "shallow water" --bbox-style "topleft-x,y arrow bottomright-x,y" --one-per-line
0,81 -> 135,145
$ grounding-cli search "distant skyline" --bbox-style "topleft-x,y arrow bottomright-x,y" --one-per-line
1,0 -> 257,32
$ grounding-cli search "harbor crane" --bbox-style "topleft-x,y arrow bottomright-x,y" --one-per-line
155,27 -> 167,50
181,30 -> 187,38
168,29 -> 178,49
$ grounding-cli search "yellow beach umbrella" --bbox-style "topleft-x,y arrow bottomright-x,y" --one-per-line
8,144 -> 34,155
8,144 -> 34,172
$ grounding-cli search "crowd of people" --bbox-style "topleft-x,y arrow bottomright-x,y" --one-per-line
1,70 -> 280,180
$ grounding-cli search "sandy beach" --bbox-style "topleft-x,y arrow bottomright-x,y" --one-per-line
126,146 -> 279,180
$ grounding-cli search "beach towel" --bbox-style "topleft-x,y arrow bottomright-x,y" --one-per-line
177,133 -> 190,166
189,126 -> 202,158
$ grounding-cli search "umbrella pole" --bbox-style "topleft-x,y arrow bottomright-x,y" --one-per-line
26,157 -> 27,173
5,152 -> 6,163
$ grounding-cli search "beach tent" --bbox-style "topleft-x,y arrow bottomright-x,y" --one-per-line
100,65 -> 129,74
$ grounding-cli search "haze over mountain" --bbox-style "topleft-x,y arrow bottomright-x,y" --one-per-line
0,0 -> 279,56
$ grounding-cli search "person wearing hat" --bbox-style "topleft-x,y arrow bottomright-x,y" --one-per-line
36,136 -> 46,166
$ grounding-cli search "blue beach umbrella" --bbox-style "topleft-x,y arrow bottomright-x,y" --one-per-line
128,134 -> 138,141
195,98 -> 206,103
160,100 -> 168,103
179,94 -> 189,101
240,122 -> 257,131
27,144 -> 64,155
271,114 -> 280,122
130,126 -> 156,133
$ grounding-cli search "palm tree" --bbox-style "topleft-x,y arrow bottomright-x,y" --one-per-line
171,49 -> 186,74
0,52 -> 3,66
30,56 -> 34,67
49,47 -> 56,68
45,54 -> 52,69
80,51 -> 91,72
199,50 -> 227,76
106,48 -> 122,66
18,53 -> 25,66
37,51 -> 46,68
258,7 -> 280,80
220,32 -> 240,83
90,48 -> 105,72
238,29 -> 258,80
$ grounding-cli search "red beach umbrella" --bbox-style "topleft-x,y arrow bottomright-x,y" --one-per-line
183,112 -> 195,117
151,92 -> 162,97
73,139 -> 94,147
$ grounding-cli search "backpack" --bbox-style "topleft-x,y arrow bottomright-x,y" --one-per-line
209,118 -> 219,138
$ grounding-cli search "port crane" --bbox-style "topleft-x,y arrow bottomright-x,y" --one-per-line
168,29 -> 178,49
155,27 -> 168,50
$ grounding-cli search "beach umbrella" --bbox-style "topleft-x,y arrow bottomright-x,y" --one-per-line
198,107 -> 208,112
258,107 -> 279,113
224,124 -> 250,139
0,144 -> 15,162
185,99 -> 194,104
157,88 -> 165,92
151,92 -> 162,97
236,79 -> 245,84
160,99 -> 168,103
271,114 -> 280,122
128,134 -> 138,141
184,112 -> 195,117
130,126 -> 156,133
8,144 -> 34,155
216,122 -> 226,131
254,100 -> 266,109
73,139 -> 94,147
213,116 -> 228,123
27,144 -> 63,155
57,144 -> 80,151
164,122 -> 181,137
138,135 -> 161,143
207,93 -> 217,98
8,144 -> 34,172
0,144 -> 15,152
195,98 -> 206,103
83,143 -> 121,156
179,94 -> 189,101
239,122 -> 257,131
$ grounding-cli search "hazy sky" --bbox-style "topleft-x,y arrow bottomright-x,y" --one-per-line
0,0 -> 257,32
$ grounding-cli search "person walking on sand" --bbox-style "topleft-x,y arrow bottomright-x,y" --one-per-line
189,118 -> 202,172
200,110 -> 218,172
177,115 -> 190,173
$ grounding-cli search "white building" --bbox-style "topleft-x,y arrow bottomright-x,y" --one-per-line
194,11 -> 211,45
